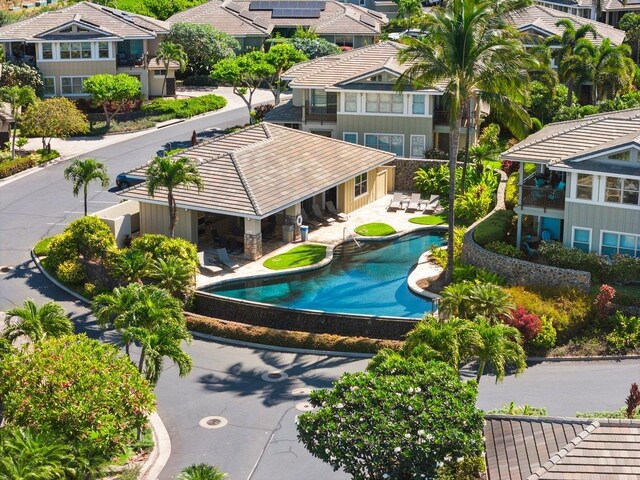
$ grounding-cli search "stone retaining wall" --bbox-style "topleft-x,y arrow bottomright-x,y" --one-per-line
390,158 -> 454,192
460,171 -> 592,292
194,292 -> 417,340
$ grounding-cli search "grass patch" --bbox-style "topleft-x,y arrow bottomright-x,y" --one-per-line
263,244 -> 327,270
34,236 -> 55,256
409,213 -> 447,226
354,222 -> 396,236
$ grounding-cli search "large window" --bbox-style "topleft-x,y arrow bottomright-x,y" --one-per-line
601,231 -> 640,257
412,94 -> 425,115
344,92 -> 357,113
365,93 -> 403,114
311,89 -> 327,107
576,173 -> 593,200
98,41 -> 109,59
42,43 -> 53,60
364,134 -> 404,156
605,176 -> 640,205
572,227 -> 591,252
343,132 -> 358,143
354,173 -> 368,197
410,135 -> 426,158
61,76 -> 88,95
60,42 -> 92,59
43,77 -> 55,96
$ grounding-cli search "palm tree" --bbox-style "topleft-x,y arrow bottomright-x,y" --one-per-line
472,317 -> 526,383
440,281 -> 473,318
397,0 -> 534,284
63,158 -> 110,216
146,156 -> 204,238
149,255 -> 196,300
0,85 -> 37,159
112,249 -> 151,284
156,41 -> 188,97
3,299 -> 73,345
467,282 -> 514,322
177,464 -> 227,480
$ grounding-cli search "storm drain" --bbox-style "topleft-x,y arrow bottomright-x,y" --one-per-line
261,371 -> 289,382
199,416 -> 228,429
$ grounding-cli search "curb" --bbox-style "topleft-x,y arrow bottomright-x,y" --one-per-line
139,412 -> 172,480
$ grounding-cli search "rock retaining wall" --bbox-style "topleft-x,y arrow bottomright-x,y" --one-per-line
390,158 -> 457,192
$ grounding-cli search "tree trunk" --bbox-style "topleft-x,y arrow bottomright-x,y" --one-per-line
168,189 -> 176,238
274,87 -> 281,106
10,122 -> 17,160
138,347 -> 146,373
475,358 -> 486,384
444,105 -> 464,285
566,83 -> 574,107
83,183 -> 88,216
460,98 -> 472,195
125,341 -> 130,359
162,73 -> 167,97
103,104 -> 112,130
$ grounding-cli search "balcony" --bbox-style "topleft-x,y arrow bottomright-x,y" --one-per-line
116,53 -> 146,68
433,109 -> 474,127
304,102 -> 337,124
520,185 -> 565,211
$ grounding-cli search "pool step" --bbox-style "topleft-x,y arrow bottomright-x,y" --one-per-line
333,241 -> 377,258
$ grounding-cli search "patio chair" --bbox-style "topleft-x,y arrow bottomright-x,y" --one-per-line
312,203 -> 335,224
388,191 -> 404,210
522,242 -> 537,258
422,195 -> 440,213
216,248 -> 239,270
325,201 -> 347,221
197,251 -> 222,276
406,193 -> 423,212
301,208 -> 322,228
541,230 -> 551,242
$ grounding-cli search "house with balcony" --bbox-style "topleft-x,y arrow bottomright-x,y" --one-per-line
0,2 -> 179,99
168,0 -> 387,51
536,0 -> 640,27
502,108 -> 640,257
265,41 -> 482,158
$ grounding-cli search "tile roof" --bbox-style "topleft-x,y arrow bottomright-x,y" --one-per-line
118,122 -> 395,218
263,100 -> 303,123
603,0 -> 640,11
501,108 -> 640,165
506,5 -> 625,46
168,0 -> 387,37
0,1 -> 170,41
485,415 -> 640,480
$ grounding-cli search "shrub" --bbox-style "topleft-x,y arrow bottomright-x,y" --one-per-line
65,216 -> 116,261
436,456 -> 486,480
504,172 -> 519,209
0,153 -> 39,179
488,402 -> 548,416
529,315 -> 557,351
129,234 -> 198,272
486,241 -> 524,259
141,94 -> 227,118
34,236 -> 55,257
503,286 -> 571,334
45,233 -> 77,271
36,148 -> 60,163
424,148 -> 449,159
182,75 -> 218,87
605,312 -> 640,355
473,210 -> 515,246
453,264 -> 506,285
505,306 -> 542,342
454,183 -> 494,223
610,254 -> 640,284
595,284 -> 616,320
501,159 -> 518,176
252,104 -> 274,122
56,259 -> 86,285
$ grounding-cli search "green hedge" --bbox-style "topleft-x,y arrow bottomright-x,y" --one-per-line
141,94 -> 227,119
504,173 -> 519,209
473,209 -> 515,246
186,313 -> 401,353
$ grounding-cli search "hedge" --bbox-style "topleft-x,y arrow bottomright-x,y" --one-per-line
185,312 -> 401,353
141,94 -> 227,118
473,209 -> 515,246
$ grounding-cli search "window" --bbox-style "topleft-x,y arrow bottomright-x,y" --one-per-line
98,42 -> 109,59
153,70 -> 167,77
572,227 -> 591,252
412,94 -> 425,115
343,132 -> 358,143
354,173 -> 368,197
365,134 -> 403,155
61,76 -> 87,95
42,43 -> 53,60
365,93 -> 403,114
311,89 -> 327,107
576,173 -> 593,200
605,176 -> 640,205
43,77 -> 55,96
601,231 -> 640,257
60,42 -> 92,59
608,151 -> 630,162
334,35 -> 353,47
344,92 -> 357,113
410,135 -> 425,158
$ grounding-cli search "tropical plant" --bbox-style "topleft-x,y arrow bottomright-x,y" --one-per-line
472,317 -> 526,383
529,315 -> 557,351
177,464 -> 227,480
168,23 -> 239,76
504,306 -> 542,342
0,85 -> 37,159
82,74 -> 142,129
146,156 -> 204,238
111,249 -> 152,284
148,255 -> 196,300
63,158 -> 110,216
619,12 -> 640,62
156,41 -> 188,97
20,97 -> 88,151
488,402 -> 548,416
397,0 -> 535,284
3,299 -> 73,345
467,282 -> 515,321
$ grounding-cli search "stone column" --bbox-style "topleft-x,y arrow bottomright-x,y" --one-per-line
284,203 -> 302,241
244,218 -> 262,260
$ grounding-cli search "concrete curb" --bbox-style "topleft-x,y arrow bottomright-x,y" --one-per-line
139,412 -> 172,480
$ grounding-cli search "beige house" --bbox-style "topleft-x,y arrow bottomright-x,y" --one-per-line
0,1 -> 179,99
536,0 -> 640,27
117,122 -> 396,259
266,41 -> 483,158
168,0 -> 387,50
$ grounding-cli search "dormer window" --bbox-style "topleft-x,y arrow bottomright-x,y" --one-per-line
608,151 -> 630,162
368,74 -> 383,82
60,27 -> 73,33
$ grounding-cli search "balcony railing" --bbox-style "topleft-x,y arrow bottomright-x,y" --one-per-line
304,102 -> 337,124
520,185 -> 565,211
433,109 -> 474,127
116,53 -> 146,68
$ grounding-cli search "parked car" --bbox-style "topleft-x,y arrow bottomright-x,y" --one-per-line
115,172 -> 145,189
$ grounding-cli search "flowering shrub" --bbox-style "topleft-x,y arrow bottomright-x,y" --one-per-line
505,306 -> 542,342
595,284 -> 616,320
529,315 -> 557,350
605,312 -> 640,354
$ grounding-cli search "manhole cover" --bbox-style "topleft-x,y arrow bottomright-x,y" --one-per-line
261,371 -> 289,382
199,416 -> 228,429
291,387 -> 313,397
0,266 -> 13,274
295,401 -> 315,412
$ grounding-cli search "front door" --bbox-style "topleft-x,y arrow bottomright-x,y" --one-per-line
376,170 -> 387,198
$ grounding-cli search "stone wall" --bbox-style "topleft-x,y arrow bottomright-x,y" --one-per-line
194,292 -> 418,340
460,171 -> 592,292
390,158 -> 451,192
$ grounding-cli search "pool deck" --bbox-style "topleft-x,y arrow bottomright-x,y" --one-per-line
196,194 -> 447,289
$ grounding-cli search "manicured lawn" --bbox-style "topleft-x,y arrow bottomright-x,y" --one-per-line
354,223 -> 396,236
409,213 -> 448,226
263,244 -> 327,270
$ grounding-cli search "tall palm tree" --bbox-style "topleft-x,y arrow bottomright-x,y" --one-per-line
146,156 -> 204,238
177,464 -> 227,480
63,158 -> 110,216
397,0 -> 534,284
0,85 -> 37,159
3,299 -> 73,345
156,41 -> 188,97
472,317 -> 526,383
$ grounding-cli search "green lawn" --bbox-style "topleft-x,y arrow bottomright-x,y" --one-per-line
354,223 -> 396,236
409,213 -> 448,226
263,244 -> 327,270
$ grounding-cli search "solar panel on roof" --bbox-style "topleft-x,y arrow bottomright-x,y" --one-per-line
250,0 -> 325,10
271,7 -> 322,17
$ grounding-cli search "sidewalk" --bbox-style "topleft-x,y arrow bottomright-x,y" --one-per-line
24,87 -> 277,160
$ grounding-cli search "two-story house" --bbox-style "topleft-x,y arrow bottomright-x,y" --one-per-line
502,108 -> 640,257
265,41 -> 482,158
0,2 -> 180,99
536,0 -> 640,27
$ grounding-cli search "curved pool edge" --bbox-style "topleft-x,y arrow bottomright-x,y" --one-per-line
406,248 -> 445,316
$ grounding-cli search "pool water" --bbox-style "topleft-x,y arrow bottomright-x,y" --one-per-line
203,231 -> 445,319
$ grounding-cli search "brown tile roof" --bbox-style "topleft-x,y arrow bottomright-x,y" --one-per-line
501,108 -> 640,166
485,415 -> 640,480
0,1 -> 169,42
263,101 -> 302,123
168,0 -> 387,37
119,122 -> 395,218
505,5 -> 625,46
603,0 -> 640,11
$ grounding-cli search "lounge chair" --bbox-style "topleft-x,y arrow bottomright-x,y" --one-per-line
312,203 -> 335,224
541,230 -> 551,242
388,191 -> 404,210
197,251 -> 222,276
216,248 -> 240,270
406,193 -> 423,212
301,207 -> 322,228
422,195 -> 440,213
325,201 -> 348,221
522,242 -> 537,258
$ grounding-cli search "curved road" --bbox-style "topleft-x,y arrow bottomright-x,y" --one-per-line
1,106 -> 639,478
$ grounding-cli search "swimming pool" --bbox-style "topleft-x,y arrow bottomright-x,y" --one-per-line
202,231 -> 445,319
